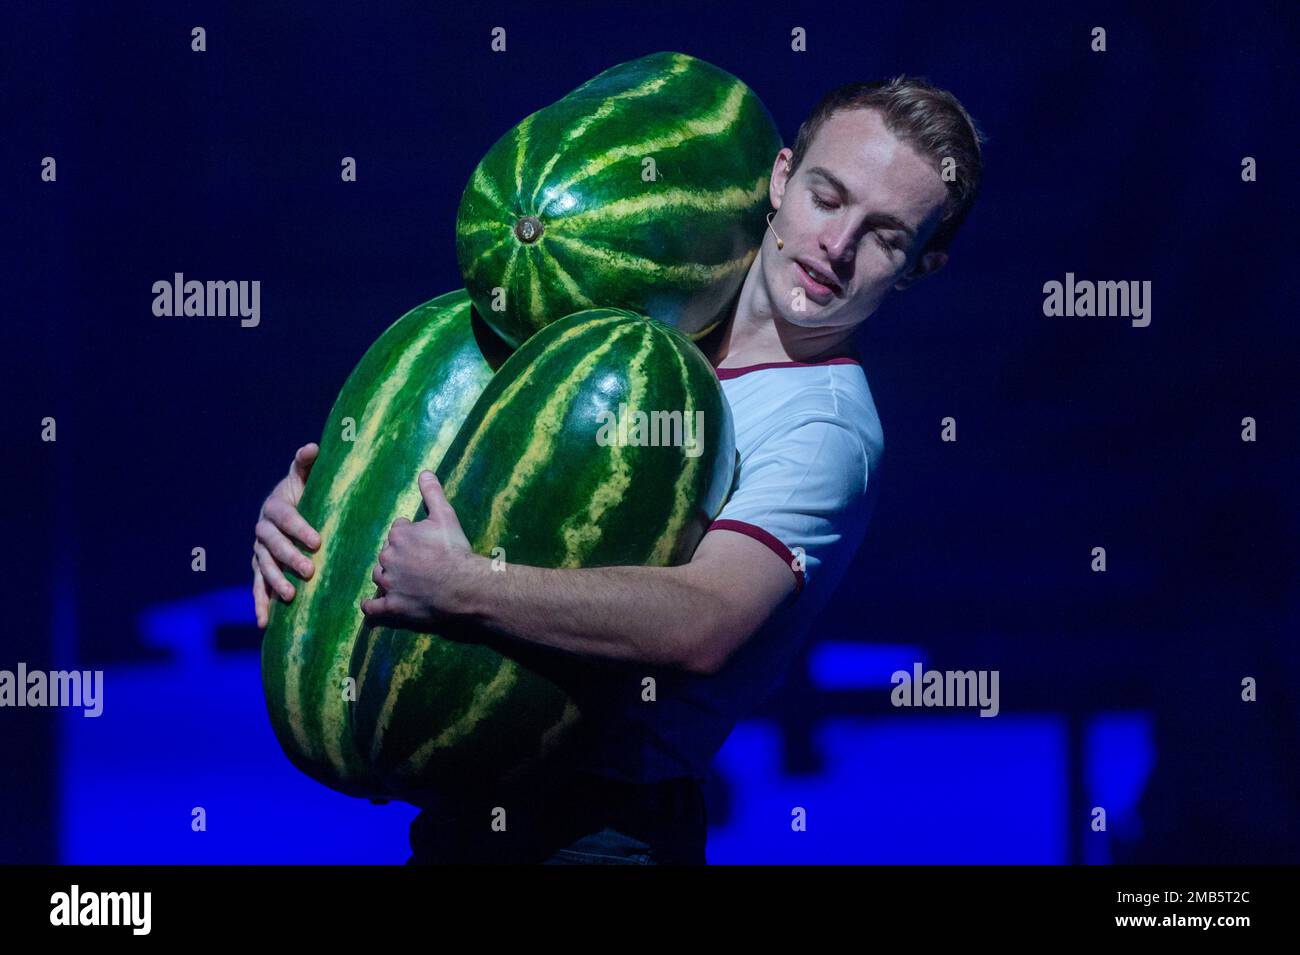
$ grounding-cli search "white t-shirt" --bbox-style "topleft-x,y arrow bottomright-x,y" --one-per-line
709,356 -> 885,605
571,355 -> 886,784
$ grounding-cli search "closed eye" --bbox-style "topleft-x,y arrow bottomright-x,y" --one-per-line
811,189 -> 906,256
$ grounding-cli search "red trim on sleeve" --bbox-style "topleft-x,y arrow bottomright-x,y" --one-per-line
707,519 -> 805,597
714,357 -> 861,380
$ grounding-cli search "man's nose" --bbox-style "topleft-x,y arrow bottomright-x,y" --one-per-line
820,225 -> 856,269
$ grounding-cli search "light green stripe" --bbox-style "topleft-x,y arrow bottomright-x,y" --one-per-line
457,220 -> 510,238
648,336 -> 700,564
555,173 -> 768,227
369,633 -> 434,762
528,53 -> 694,208
499,242 -> 521,301
319,402 -> 472,774
526,244 -> 545,326
539,80 -> 750,201
443,315 -> 628,501
284,631 -> 315,761
351,626 -> 379,713
537,244 -> 596,312
558,326 -> 654,563
404,659 -> 521,771
477,323 -> 643,553
285,306 -> 459,768
461,233 -> 512,281
514,113 -> 534,203
503,700 -> 583,784
546,234 -> 756,285
468,163 -> 509,215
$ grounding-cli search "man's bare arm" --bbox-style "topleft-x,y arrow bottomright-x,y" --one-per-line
360,471 -> 797,675
456,529 -> 796,676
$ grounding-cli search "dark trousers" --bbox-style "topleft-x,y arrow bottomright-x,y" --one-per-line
406,773 -> 708,865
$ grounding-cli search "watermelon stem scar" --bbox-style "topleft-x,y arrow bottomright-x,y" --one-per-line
514,215 -> 543,243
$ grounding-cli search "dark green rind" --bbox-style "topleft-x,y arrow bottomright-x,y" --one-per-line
261,289 -> 498,798
455,51 -> 782,348
350,309 -> 735,804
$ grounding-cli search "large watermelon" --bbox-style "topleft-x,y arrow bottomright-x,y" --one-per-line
261,289 -> 504,798
455,50 -> 781,349
350,308 -> 736,804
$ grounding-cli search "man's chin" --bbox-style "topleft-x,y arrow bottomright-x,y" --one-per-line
777,305 -> 834,329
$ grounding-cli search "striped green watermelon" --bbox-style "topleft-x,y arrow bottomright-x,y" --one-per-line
261,289 -> 503,798
455,50 -> 781,349
350,308 -> 736,803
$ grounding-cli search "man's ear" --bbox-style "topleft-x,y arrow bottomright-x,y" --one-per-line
769,147 -> 794,211
894,248 -> 948,291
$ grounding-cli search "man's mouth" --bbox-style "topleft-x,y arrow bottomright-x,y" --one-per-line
795,259 -> 841,297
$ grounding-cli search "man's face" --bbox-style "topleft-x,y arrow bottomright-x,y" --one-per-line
765,107 -> 951,331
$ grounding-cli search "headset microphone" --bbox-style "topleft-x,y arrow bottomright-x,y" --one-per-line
765,212 -> 784,251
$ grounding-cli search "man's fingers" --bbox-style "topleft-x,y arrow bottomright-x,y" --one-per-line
418,471 -> 446,515
262,499 -> 321,552
257,516 -> 315,578
254,542 -> 295,602
254,513 -> 291,553
255,517 -> 301,573
252,557 -> 269,628
292,443 -> 320,482
360,594 -> 414,630
371,563 -> 385,588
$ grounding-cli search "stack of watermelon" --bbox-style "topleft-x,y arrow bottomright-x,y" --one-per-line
261,51 -> 781,804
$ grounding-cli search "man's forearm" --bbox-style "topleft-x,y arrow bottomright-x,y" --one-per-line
457,558 -> 717,673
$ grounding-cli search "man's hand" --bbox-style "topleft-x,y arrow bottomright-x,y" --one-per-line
252,442 -> 323,628
356,470 -> 797,673
361,471 -> 487,630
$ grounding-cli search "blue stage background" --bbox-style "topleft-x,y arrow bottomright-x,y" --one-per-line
4,0 -> 1297,863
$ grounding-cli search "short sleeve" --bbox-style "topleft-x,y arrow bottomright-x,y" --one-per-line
707,414 -> 875,599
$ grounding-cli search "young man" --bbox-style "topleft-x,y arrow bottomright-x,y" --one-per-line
253,76 -> 983,864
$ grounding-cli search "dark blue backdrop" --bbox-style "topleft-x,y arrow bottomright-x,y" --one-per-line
4,0 -> 1297,863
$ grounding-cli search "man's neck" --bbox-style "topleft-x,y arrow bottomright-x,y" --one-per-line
701,257 -> 861,369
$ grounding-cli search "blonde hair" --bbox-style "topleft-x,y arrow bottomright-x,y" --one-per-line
788,76 -> 986,253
